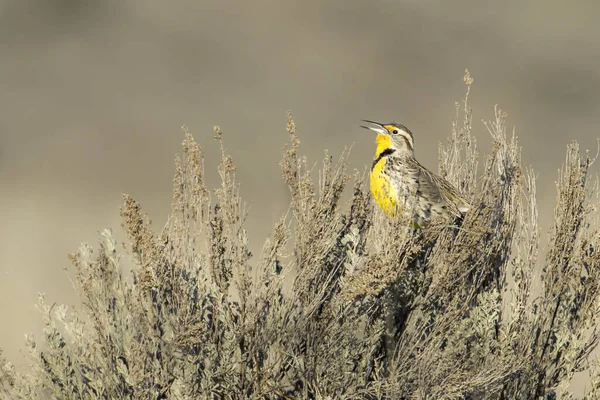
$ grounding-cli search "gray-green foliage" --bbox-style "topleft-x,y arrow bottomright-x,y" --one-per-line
2,72 -> 600,399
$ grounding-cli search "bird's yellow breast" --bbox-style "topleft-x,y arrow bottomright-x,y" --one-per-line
370,134 -> 398,216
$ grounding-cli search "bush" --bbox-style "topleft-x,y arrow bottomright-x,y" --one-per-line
3,72 -> 600,399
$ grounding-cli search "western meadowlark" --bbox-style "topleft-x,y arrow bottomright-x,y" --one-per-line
361,120 -> 470,228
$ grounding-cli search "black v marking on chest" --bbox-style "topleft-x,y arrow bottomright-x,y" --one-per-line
371,148 -> 396,170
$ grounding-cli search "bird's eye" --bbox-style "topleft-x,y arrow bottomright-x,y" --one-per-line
392,130 -> 399,134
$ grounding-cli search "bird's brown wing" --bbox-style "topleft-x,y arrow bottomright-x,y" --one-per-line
412,161 -> 471,217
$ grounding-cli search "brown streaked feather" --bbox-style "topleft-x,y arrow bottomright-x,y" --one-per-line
383,155 -> 470,225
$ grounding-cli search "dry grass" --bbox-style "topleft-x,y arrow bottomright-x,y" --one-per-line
3,71 -> 600,399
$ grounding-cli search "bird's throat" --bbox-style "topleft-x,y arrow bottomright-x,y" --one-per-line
375,134 -> 392,156
372,134 -> 395,170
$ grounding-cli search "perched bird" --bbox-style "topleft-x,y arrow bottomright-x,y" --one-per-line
361,120 -> 470,228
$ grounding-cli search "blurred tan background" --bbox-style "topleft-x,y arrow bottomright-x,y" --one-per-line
1,0 -> 600,394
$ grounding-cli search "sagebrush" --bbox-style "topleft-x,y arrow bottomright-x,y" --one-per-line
2,73 -> 600,399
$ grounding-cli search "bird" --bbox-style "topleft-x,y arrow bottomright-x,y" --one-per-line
360,120 -> 470,228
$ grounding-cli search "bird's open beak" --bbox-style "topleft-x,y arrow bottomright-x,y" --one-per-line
360,120 -> 387,135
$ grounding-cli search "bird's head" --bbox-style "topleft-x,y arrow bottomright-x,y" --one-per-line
360,120 -> 414,155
